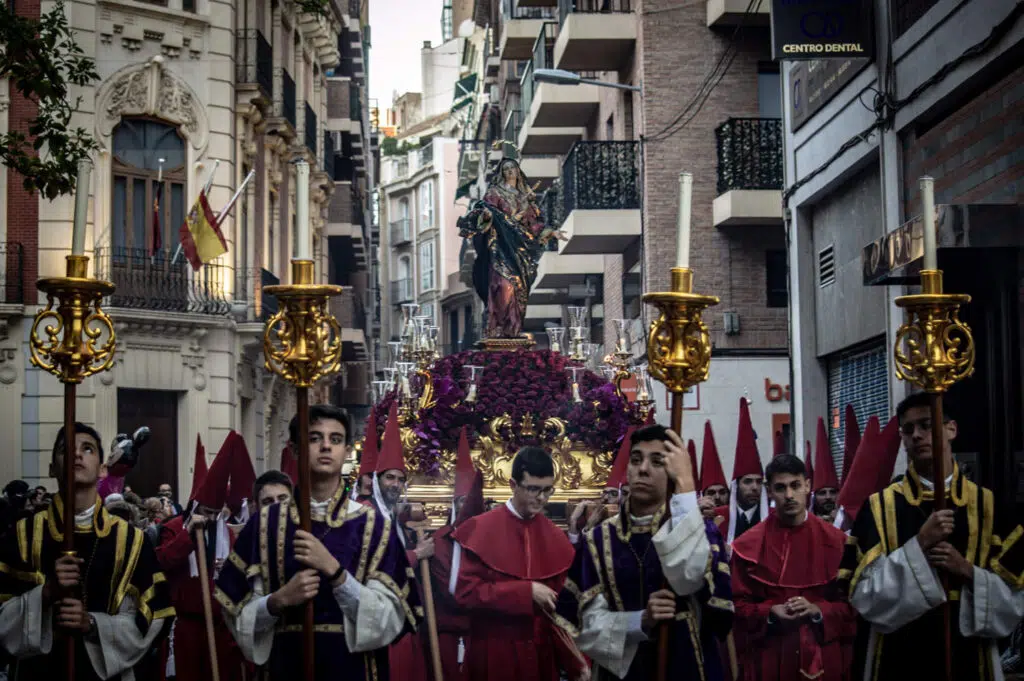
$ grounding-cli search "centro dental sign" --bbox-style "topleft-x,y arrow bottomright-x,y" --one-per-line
771,0 -> 874,61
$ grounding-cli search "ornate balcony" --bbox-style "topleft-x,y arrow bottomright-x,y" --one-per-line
499,0 -> 557,60
713,117 -> 784,228
235,29 -> 273,102
95,247 -> 233,316
305,102 -> 318,155
554,0 -> 637,72
279,70 -> 297,130
558,141 -> 641,254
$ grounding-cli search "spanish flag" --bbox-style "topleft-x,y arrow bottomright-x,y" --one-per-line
178,190 -> 227,271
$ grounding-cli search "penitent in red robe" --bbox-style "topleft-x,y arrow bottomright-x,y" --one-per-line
731,512 -> 856,681
451,504 -> 585,681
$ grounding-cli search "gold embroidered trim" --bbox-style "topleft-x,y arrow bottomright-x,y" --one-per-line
276,500 -> 288,588
366,511 -> 388,580
882,488 -> 898,554
16,519 -> 27,564
707,596 -> 735,612
990,526 -> 1024,588
369,570 -> 416,628
277,623 -> 345,633
965,479 -> 979,565
259,504 -> 271,589
0,561 -> 44,584
551,611 -> 579,637
851,544 -> 884,591
110,519 -> 129,613
600,527 -> 625,612
115,528 -> 145,614
227,551 -> 248,572
214,586 -> 253,617
32,513 -> 44,573
869,494 -> 886,554
979,488 -> 994,568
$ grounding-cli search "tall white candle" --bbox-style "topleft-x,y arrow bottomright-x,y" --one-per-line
71,158 -> 92,256
920,176 -> 937,270
675,172 -> 693,269
295,160 -> 310,260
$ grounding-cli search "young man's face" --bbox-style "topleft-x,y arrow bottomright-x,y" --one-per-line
510,472 -> 555,519
308,418 -> 348,477
900,405 -> 957,466
258,483 -> 292,508
51,433 -> 105,488
814,486 -> 838,515
379,469 -> 407,506
767,472 -> 809,523
626,439 -> 669,509
703,484 -> 730,508
736,474 -> 763,510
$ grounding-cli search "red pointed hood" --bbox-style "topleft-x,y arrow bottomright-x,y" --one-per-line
359,409 -> 380,478
376,402 -> 405,474
733,397 -> 763,480
841,404 -> 861,485
195,431 -> 241,509
189,435 -> 208,502
454,470 -> 486,527
837,415 -> 894,523
606,427 -> 634,489
813,417 -> 840,491
454,426 -> 475,497
687,439 -> 700,490
773,430 -> 786,457
225,434 -> 256,515
700,420 -> 727,491
280,444 -> 298,487
874,416 -> 903,491
805,440 -> 814,483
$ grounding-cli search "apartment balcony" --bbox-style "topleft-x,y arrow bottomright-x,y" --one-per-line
278,70 -> 297,130
518,59 -> 592,154
390,218 -> 412,246
557,141 -> 641,254
554,0 -> 637,72
325,78 -> 357,133
520,155 -> 560,190
519,0 -> 556,8
305,102 -> 318,155
706,0 -> 771,26
499,0 -> 557,60
94,248 -> 234,316
327,189 -> 365,265
235,29 -> 273,103
712,118 -> 784,228
534,251 -> 604,288
390,277 -> 414,304
330,291 -> 369,361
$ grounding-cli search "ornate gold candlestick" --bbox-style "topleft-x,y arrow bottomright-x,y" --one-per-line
892,267 -> 973,681
29,253 -> 116,681
262,258 -> 343,680
642,265 -> 719,681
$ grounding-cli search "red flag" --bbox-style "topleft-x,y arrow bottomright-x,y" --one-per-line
151,180 -> 163,256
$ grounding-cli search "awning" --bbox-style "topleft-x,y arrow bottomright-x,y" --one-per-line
451,73 -> 478,112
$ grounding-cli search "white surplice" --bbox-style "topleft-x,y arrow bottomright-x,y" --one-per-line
221,496 -> 406,665
573,493 -> 711,679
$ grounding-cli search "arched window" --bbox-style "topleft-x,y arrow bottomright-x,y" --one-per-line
111,118 -> 186,262
397,254 -> 411,280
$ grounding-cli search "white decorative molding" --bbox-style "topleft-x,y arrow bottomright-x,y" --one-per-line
0,348 -> 17,385
95,56 -> 210,153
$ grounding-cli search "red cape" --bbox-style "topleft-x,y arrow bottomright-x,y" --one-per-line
451,505 -> 574,580
731,512 -> 846,588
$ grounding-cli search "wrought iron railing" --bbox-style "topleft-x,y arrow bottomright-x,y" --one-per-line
94,247 -> 233,315
562,141 -> 640,215
305,103 -> 318,155
714,117 -> 783,194
558,0 -> 631,24
233,267 -> 280,322
540,182 -> 564,238
502,0 -> 556,19
281,70 -> 297,129
390,277 -> 413,304
390,218 -> 412,245
259,268 -> 280,323
1,242 -> 24,304
324,130 -> 336,176
235,29 -> 273,97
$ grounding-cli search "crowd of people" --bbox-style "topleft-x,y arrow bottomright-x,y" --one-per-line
0,394 -> 1021,681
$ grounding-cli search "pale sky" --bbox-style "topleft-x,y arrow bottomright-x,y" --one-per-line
368,0 -> 445,109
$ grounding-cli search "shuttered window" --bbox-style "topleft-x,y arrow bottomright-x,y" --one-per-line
826,340 -> 890,480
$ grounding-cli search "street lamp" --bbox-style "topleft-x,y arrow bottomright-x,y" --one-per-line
533,68 -> 642,93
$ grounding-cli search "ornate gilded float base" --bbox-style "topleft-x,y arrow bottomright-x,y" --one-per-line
476,334 -> 536,352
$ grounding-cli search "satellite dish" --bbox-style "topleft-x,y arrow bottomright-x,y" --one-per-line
457,19 -> 475,38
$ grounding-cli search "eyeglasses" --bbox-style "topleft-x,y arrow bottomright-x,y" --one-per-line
899,419 -> 950,436
517,483 -> 556,498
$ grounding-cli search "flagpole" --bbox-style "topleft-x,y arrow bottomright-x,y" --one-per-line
152,158 -> 165,266
215,170 -> 256,227
172,160 -> 221,266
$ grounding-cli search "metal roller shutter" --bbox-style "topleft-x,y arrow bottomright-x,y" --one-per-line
826,340 -> 891,481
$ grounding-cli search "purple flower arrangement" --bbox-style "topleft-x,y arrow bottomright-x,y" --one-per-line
369,350 -> 649,478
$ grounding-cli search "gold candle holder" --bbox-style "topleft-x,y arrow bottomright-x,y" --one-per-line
642,267 -> 720,394
893,269 -> 975,392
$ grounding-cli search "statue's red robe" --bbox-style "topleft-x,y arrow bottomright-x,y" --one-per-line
450,504 -> 585,681
730,512 -> 857,681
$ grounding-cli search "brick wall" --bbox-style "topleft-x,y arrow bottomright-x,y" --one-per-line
6,0 -> 41,297
603,254 -> 624,350
639,0 -> 787,350
902,63 -> 1024,216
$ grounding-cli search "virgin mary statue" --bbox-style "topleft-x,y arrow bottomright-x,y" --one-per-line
458,158 -> 565,339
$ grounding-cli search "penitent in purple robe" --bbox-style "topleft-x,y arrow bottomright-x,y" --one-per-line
557,499 -> 734,681
215,487 -> 420,680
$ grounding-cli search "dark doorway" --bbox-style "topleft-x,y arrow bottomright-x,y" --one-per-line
118,389 -> 179,500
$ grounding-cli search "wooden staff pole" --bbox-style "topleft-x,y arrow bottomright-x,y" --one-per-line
63,383 -> 77,681
930,392 -> 952,681
193,530 -> 222,681
416,530 -> 445,681
296,387 -> 315,680
655,392 -> 684,681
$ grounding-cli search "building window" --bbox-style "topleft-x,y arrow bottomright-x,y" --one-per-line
419,240 -> 435,291
758,62 -> 781,118
111,119 -> 186,259
766,249 -> 788,308
420,180 -> 434,230
397,254 -> 411,281
420,301 -> 435,325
